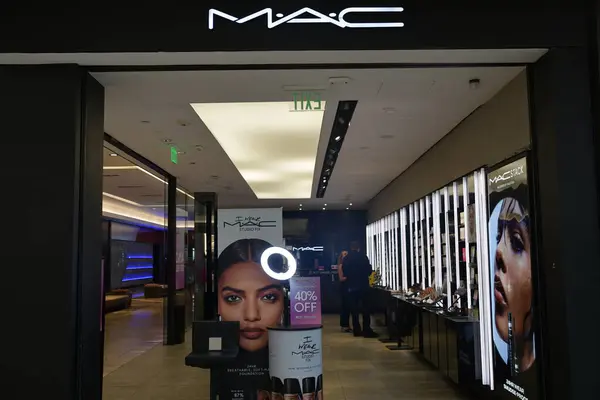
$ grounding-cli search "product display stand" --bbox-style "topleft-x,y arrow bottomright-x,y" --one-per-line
268,325 -> 324,399
185,320 -> 240,400
386,297 -> 416,351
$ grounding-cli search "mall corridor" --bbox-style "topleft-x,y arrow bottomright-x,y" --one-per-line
102,315 -> 467,400
103,299 -> 163,377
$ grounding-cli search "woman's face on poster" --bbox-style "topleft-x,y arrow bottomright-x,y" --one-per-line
218,261 -> 284,352
493,198 -> 533,343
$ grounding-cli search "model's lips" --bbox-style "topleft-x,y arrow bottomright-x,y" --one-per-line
241,328 -> 265,340
494,275 -> 508,309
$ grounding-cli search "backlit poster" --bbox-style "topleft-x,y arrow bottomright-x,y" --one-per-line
487,156 -> 539,400
214,208 -> 284,400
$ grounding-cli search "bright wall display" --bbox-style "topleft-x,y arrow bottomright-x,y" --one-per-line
487,156 -> 538,400
366,168 -> 495,388
214,208 -> 284,399
366,212 -> 399,289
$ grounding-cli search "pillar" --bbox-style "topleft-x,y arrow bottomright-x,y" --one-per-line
528,47 -> 600,399
0,65 -> 105,399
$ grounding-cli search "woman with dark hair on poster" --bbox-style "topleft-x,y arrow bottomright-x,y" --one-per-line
216,238 -> 285,399
218,238 -> 285,352
490,189 -> 536,375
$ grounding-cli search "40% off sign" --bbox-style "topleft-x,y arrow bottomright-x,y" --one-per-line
293,290 -> 318,313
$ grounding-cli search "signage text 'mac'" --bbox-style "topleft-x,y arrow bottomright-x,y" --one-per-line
208,7 -> 405,30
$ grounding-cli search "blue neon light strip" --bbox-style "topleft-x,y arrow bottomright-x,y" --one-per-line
126,266 -> 153,270
127,255 -> 153,259
122,275 -> 153,282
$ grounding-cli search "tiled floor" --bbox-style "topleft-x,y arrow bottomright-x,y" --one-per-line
103,298 -> 164,376
103,314 -> 468,399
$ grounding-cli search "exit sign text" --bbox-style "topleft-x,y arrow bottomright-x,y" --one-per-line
292,91 -> 323,112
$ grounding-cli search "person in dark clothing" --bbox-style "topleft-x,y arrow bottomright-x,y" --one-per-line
337,250 -> 351,332
342,241 -> 378,338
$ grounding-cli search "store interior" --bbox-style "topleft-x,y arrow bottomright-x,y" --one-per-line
94,49 -> 545,399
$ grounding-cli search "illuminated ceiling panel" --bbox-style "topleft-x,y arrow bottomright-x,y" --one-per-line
191,102 -> 325,199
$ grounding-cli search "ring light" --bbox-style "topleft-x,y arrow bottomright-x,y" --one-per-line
260,247 -> 297,281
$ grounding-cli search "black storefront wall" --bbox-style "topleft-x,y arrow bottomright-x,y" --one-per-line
0,1 -> 586,54
283,210 -> 367,269
1,2 -> 600,400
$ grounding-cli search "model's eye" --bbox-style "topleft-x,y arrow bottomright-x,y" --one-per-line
224,294 -> 242,303
510,230 -> 525,253
261,293 -> 279,302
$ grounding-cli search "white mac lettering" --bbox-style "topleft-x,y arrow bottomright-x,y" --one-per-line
208,7 -> 404,30
292,246 -> 324,252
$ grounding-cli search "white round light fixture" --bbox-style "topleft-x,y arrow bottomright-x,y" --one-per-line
260,247 -> 297,281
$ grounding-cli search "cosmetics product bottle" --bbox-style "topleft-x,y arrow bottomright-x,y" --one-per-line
284,378 -> 302,400
316,375 -> 323,400
272,377 -> 284,400
302,377 -> 316,400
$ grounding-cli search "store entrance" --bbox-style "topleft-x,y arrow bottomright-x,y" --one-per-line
93,54 -> 542,399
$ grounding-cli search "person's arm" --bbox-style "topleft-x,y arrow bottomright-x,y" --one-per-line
364,255 -> 373,277
338,264 -> 347,282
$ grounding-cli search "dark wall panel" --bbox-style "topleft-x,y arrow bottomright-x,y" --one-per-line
0,66 -> 104,399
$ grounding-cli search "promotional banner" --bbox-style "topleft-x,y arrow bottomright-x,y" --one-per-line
487,156 -> 539,400
214,208 -> 284,400
290,277 -> 322,326
268,327 -> 323,400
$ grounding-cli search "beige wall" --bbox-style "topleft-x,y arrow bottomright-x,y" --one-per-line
368,71 -> 531,222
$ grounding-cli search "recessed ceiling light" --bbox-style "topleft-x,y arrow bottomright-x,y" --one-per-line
195,145 -> 204,151
109,153 -> 118,157
177,151 -> 186,155
324,204 -> 327,206
211,175 -> 219,180
141,120 -> 150,124
349,203 -> 353,206
299,204 -> 302,207
346,207 -> 349,210
334,135 -> 341,142
383,107 -> 396,114
322,207 -> 326,210
162,138 -> 172,143
190,162 -> 196,165
380,134 -> 394,139
192,101 -> 324,199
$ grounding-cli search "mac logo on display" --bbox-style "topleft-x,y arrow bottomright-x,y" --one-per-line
223,216 -> 276,232
489,165 -> 525,185
292,246 -> 324,252
208,7 -> 405,30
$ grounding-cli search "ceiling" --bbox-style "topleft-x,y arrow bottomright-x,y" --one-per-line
93,50 -> 544,211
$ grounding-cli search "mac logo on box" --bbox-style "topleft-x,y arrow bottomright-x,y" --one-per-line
209,7 -> 405,30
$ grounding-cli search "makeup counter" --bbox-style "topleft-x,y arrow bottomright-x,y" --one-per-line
367,156 -> 541,400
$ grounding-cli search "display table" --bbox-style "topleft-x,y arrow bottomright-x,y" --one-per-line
391,295 -> 481,387
268,325 -> 323,399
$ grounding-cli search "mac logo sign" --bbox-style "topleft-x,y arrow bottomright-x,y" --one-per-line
489,165 -> 525,185
292,246 -> 324,252
208,7 -> 405,30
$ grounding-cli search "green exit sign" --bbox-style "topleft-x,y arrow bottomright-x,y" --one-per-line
170,146 -> 178,164
292,91 -> 323,112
